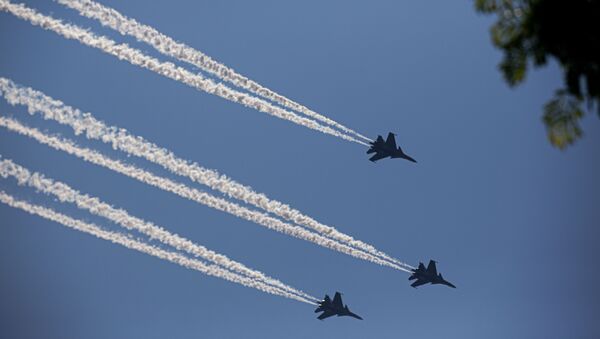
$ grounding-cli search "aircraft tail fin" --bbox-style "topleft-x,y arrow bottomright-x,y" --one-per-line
385,133 -> 397,148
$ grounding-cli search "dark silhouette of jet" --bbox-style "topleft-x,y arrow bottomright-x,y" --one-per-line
366,132 -> 416,163
314,292 -> 363,320
409,260 -> 456,288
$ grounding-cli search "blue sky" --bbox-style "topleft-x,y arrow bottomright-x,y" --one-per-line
1,1 -> 599,338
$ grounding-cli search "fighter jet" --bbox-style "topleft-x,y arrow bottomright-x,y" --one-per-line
366,132 -> 416,163
409,260 -> 456,288
314,292 -> 363,320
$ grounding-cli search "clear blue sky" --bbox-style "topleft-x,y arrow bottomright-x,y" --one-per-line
1,1 -> 599,338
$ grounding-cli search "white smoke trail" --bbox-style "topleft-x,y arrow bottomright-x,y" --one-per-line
57,0 -> 372,143
0,0 -> 368,146
0,158 -> 317,302
0,77 -> 414,271
0,191 -> 317,304
0,117 -> 411,273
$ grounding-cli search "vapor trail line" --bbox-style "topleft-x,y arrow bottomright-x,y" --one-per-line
0,191 -> 317,304
57,0 -> 372,142
0,117 -> 411,273
0,158 -> 317,302
0,77 -> 414,271
0,0 -> 368,146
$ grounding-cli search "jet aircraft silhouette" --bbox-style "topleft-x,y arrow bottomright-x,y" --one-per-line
314,292 -> 363,320
367,132 -> 416,163
409,260 -> 456,288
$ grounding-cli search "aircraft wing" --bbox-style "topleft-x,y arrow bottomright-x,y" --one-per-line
332,292 -> 343,308
427,260 -> 438,275
411,279 -> 428,288
317,310 -> 336,320
369,152 -> 388,162
385,133 -> 397,148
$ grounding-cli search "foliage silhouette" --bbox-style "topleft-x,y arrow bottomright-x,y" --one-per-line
476,0 -> 600,148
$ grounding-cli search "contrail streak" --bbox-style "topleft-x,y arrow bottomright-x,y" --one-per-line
57,0 -> 372,142
0,77 -> 414,271
0,157 -> 317,302
0,0 -> 368,146
0,191 -> 317,304
0,117 -> 411,272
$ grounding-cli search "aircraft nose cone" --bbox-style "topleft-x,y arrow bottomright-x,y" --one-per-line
405,155 -> 417,163
444,281 -> 456,288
